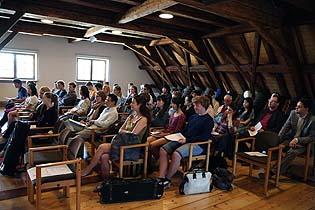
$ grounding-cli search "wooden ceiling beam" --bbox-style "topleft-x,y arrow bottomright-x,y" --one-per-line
174,0 -> 283,27
238,34 -> 252,63
203,24 -> 255,38
2,0 -> 197,39
125,44 -> 173,86
0,11 -> 24,39
118,0 -> 177,24
0,31 -> 18,51
169,37 -> 220,87
9,20 -> 150,45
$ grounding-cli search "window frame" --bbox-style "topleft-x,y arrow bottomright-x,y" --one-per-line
76,55 -> 109,83
0,49 -> 38,82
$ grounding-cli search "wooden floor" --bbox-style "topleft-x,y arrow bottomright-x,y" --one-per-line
0,162 -> 314,210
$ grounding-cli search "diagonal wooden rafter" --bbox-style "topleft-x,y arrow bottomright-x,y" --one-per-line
251,22 -> 305,96
174,0 -> 283,27
168,37 -> 220,88
238,34 -> 252,63
147,46 -> 179,86
211,37 -> 249,91
124,44 -> 173,86
118,0 -> 178,24
0,11 -> 24,40
250,32 -> 261,97
0,31 -> 18,50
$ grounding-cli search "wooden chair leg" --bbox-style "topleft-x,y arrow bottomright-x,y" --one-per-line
27,174 -> 35,203
264,166 -> 270,196
232,155 -> 237,176
36,186 -> 41,210
303,155 -> 310,182
64,186 -> 70,197
249,163 -> 253,177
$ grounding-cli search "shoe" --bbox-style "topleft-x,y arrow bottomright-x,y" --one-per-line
158,178 -> 171,190
258,170 -> 275,179
93,185 -> 101,193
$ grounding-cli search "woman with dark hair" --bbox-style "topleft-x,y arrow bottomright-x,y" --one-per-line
7,84 -> 39,124
81,94 -> 151,180
85,90 -> 107,121
148,97 -> 186,160
237,97 -> 255,135
144,84 -> 157,105
0,92 -> 58,147
182,95 -> 195,121
151,95 -> 169,127
65,85 -> 90,116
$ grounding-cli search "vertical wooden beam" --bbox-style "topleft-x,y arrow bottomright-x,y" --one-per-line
169,37 -> 220,88
184,49 -> 192,86
238,34 -> 252,64
124,44 -> 173,86
0,31 -> 18,50
0,11 -> 24,39
250,32 -> 261,98
251,23 -> 304,96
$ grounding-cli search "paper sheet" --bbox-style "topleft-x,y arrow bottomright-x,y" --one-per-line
248,122 -> 262,136
27,164 -> 73,182
164,133 -> 185,141
244,151 -> 267,157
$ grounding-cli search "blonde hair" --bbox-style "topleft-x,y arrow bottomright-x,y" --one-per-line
192,96 -> 210,109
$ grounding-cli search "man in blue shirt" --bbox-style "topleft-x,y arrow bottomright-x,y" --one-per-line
0,79 -> 27,131
12,78 -> 27,103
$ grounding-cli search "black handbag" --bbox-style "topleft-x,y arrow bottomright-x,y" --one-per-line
99,178 -> 164,203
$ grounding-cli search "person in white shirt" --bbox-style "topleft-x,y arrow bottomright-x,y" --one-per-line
65,94 -> 118,139
7,83 -> 38,124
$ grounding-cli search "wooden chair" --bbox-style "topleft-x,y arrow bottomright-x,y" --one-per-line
102,129 -> 149,179
26,137 -> 83,210
26,128 -> 72,167
181,139 -> 212,172
298,141 -> 315,182
232,131 -> 284,195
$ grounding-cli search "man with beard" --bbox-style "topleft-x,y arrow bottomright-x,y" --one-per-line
260,98 -> 315,177
250,93 -> 285,134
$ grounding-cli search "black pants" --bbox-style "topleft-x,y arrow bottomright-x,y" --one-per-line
0,112 -> 8,127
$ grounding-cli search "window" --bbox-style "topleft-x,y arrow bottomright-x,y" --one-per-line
76,56 -> 109,82
0,50 -> 37,80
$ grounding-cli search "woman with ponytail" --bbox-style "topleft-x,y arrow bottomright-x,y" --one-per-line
81,94 -> 151,182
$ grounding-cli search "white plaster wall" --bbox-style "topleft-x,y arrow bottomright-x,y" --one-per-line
0,33 -> 153,98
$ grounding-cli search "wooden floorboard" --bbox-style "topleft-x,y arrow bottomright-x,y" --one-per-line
0,165 -> 314,210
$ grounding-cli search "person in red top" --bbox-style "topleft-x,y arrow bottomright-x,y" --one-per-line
148,97 -> 186,161
250,93 -> 285,134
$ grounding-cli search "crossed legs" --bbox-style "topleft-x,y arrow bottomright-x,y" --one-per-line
81,143 -> 111,179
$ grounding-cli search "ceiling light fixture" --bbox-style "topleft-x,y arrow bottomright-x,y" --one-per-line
112,30 -> 122,35
40,19 -> 54,24
89,36 -> 97,43
158,13 -> 174,19
84,26 -> 107,38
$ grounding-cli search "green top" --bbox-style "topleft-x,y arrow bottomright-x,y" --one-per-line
125,116 -> 147,143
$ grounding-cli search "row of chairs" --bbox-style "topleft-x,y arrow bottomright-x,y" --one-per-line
233,131 -> 315,195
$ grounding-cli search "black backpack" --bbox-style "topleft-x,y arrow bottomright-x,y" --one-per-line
0,121 -> 30,176
212,167 -> 234,191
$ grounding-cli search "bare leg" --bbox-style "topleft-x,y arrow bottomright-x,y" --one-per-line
7,111 -> 17,125
100,153 -> 111,180
81,143 -> 111,177
166,151 -> 182,180
150,138 -> 168,160
159,147 -> 169,178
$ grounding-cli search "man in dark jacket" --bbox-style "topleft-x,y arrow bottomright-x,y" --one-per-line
250,93 -> 285,134
276,98 -> 315,175
59,81 -> 77,106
